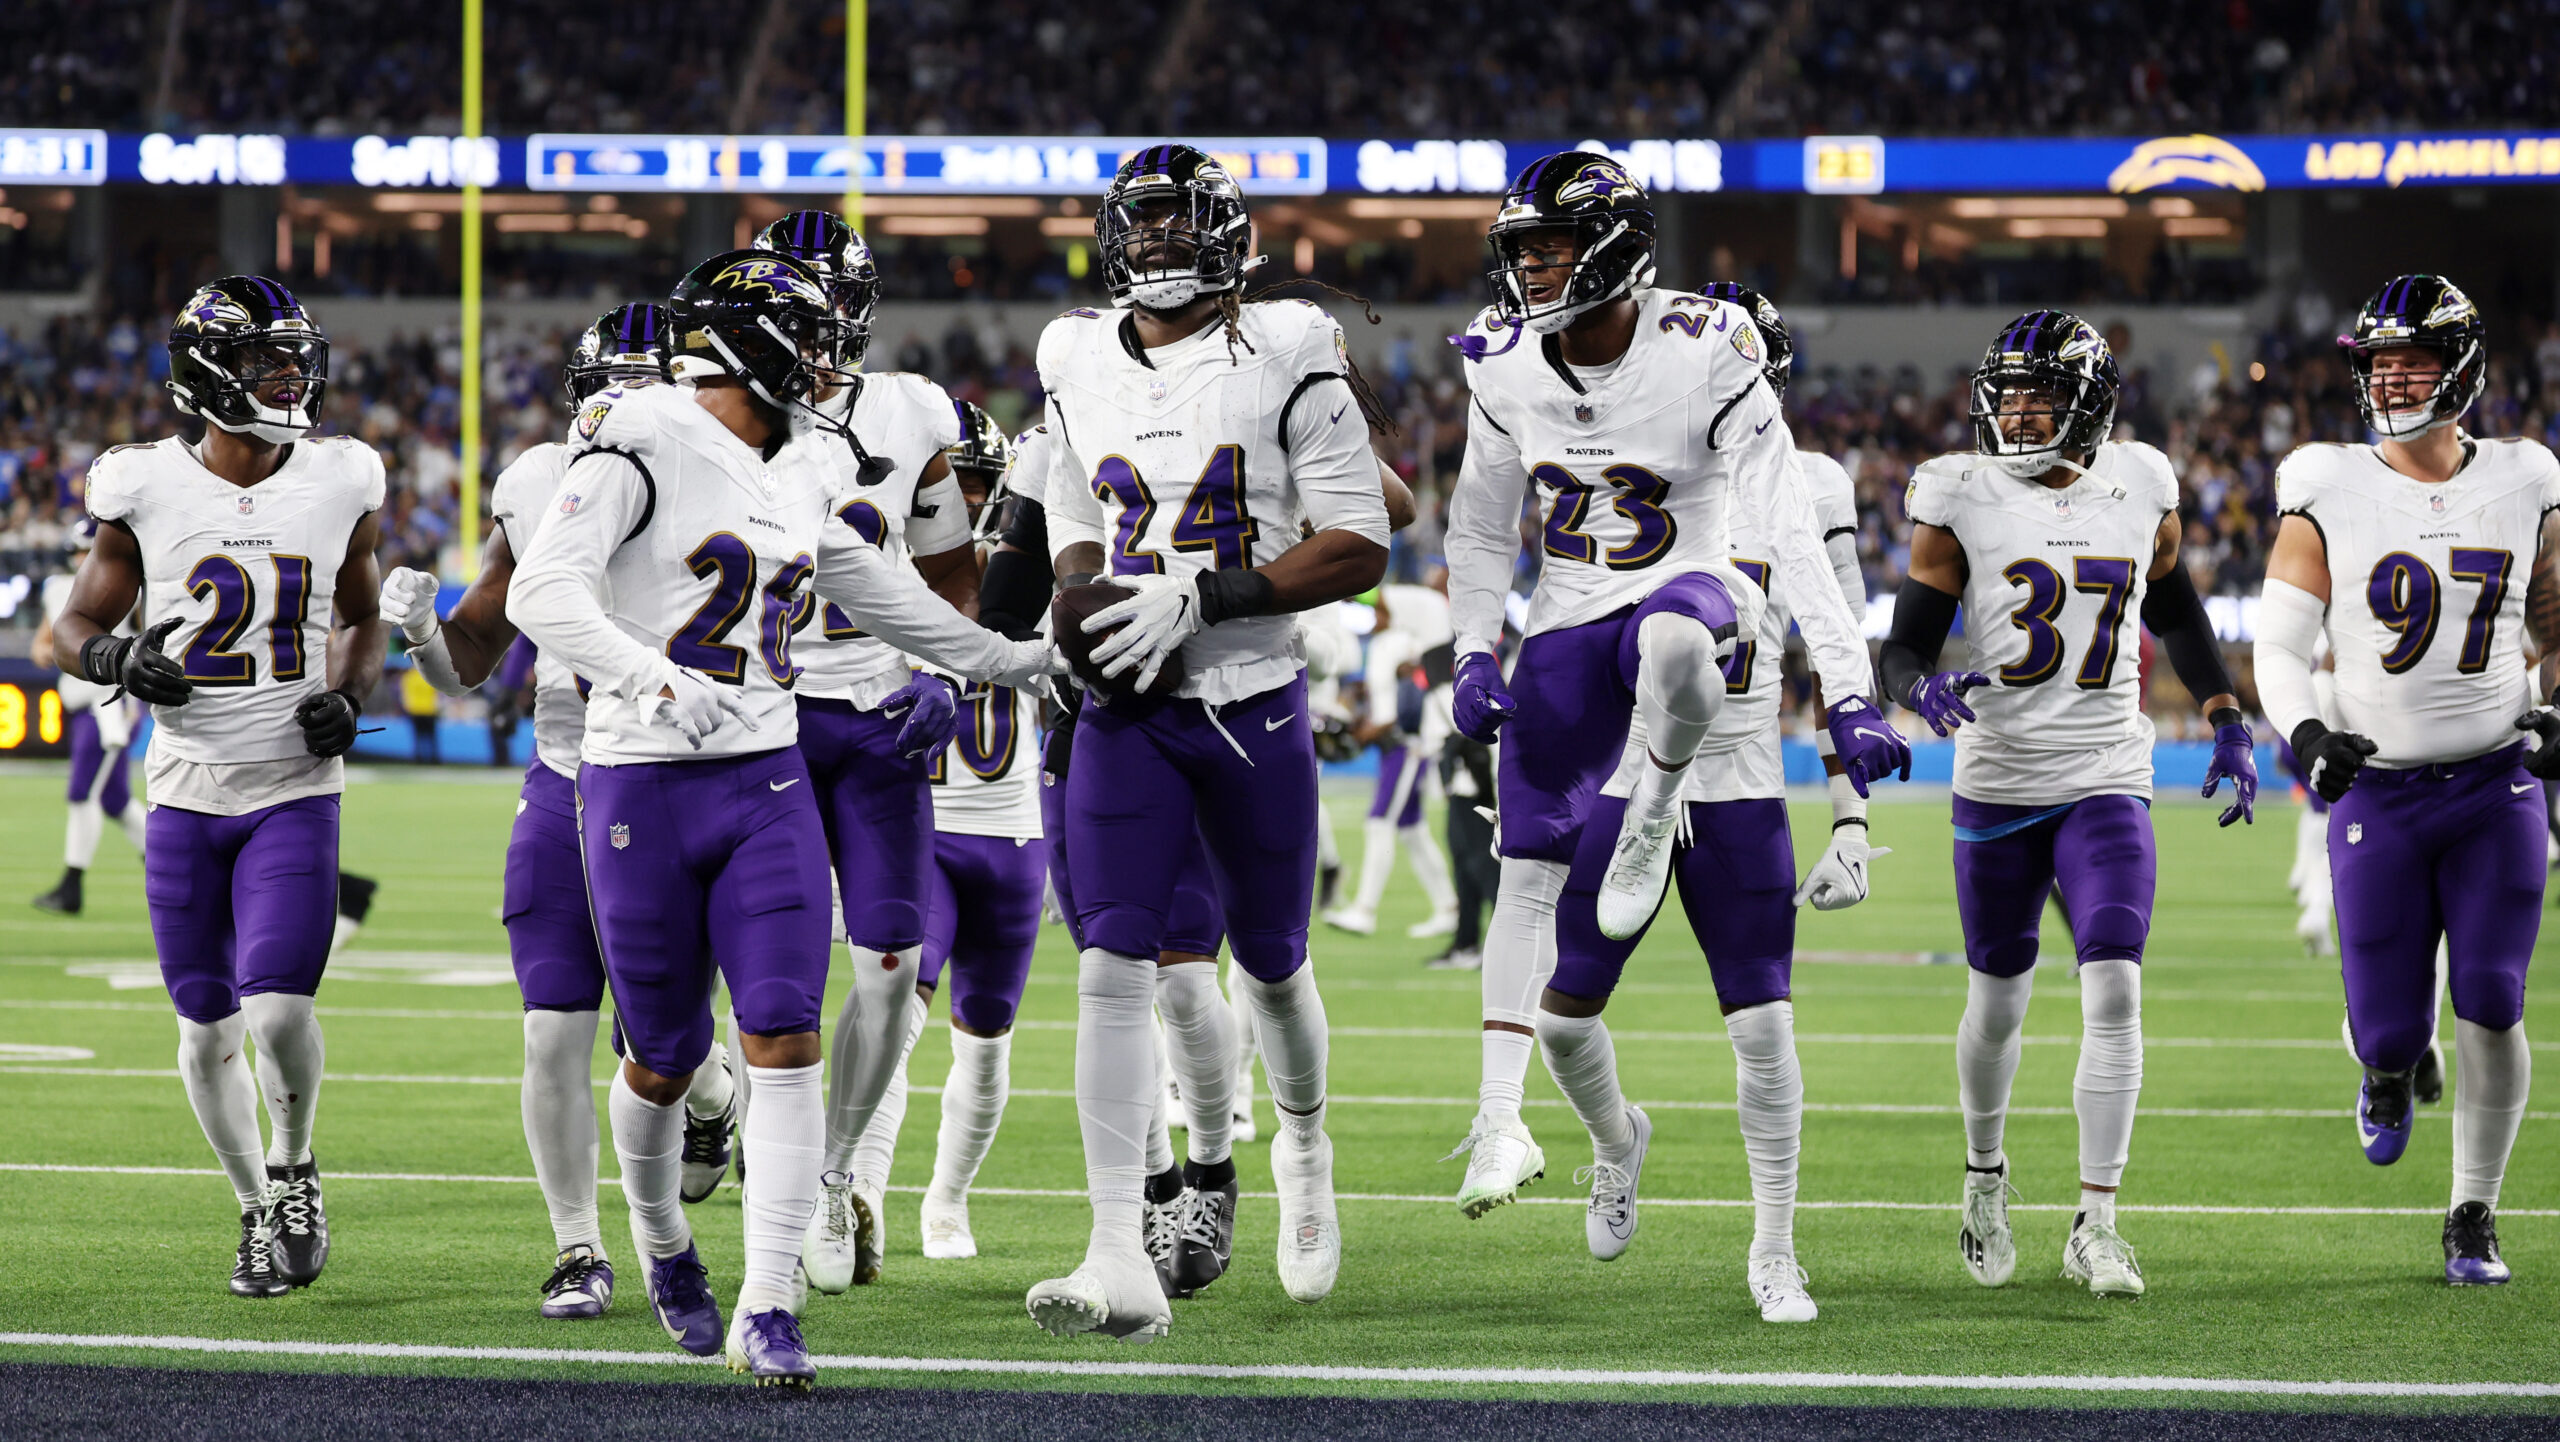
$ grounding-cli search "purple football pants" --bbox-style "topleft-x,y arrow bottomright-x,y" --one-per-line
65,709 -> 133,815
576,748 -> 833,1078
146,796 -> 341,1024
505,762 -> 606,1013
1369,744 -> 1426,826
1950,793 -> 2156,977
796,694 -> 934,953
1042,773 -> 1226,959
2330,745 -> 2542,1072
920,830 -> 1044,1035
1552,795 -> 1795,1010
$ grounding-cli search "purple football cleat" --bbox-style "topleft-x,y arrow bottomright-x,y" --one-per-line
727,1306 -> 816,1390
641,1246 -> 724,1355
540,1247 -> 614,1320
2357,1069 -> 2413,1166
2444,1202 -> 2512,1286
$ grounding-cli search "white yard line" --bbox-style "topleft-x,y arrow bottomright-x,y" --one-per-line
0,1331 -> 2550,1398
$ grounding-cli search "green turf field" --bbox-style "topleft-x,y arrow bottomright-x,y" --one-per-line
0,765 -> 2551,1410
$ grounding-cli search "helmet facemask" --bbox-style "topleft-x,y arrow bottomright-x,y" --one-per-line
1487,216 -> 1653,336
1099,185 -> 1247,312
174,331 -> 329,444
2349,341 -> 2478,441
1971,369 -> 2111,480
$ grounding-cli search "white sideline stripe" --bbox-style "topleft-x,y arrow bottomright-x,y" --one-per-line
0,1332 -> 2552,1398
6,1069 -> 2551,1122
3,1163 -> 2549,1219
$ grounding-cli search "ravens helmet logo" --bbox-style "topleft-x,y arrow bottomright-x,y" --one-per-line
1557,159 -> 1636,206
709,256 -> 825,305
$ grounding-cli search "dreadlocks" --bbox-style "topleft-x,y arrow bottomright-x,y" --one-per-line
1219,277 -> 1400,439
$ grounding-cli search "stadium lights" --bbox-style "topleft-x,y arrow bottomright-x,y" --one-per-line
876,215 -> 989,236
1343,198 -> 1502,220
2006,218 -> 2110,239
2163,216 -> 2237,238
1949,197 -> 2131,219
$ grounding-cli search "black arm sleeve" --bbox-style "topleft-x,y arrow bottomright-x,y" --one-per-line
1878,579 -> 1961,708
2138,562 -> 2237,707
976,496 -> 1054,641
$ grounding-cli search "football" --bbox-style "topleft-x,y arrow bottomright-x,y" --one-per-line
1051,580 -> 1188,701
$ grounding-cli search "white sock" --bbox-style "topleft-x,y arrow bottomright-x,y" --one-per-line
64,799 -> 103,869
1157,959 -> 1235,1165
1146,1016 -> 1175,1175
1226,956 -> 1259,1107
522,1009 -> 604,1252
177,1012 -> 267,1209
329,913 -> 361,958
242,992 -> 323,1168
609,1072 -> 690,1260
2290,804 -> 2325,900
2073,959 -> 2143,1191
737,1061 -> 823,1312
2452,1018 -> 2532,1209
1077,948 -> 1157,1257
1315,798 -> 1340,871
1957,969 -> 2034,1170
928,1027 -> 1011,1204
1479,858 -> 1565,1126
684,1038 -> 733,1121
2078,1185 -> 2117,1228
848,994 -> 926,1190
1633,610 -> 1725,773
1400,822 -> 1456,913
1536,1010 -> 1631,1161
822,945 -> 921,1174
1726,1000 -> 1802,1260
1240,964 -> 1330,1138
118,801 -> 146,855
1348,815 -> 1397,915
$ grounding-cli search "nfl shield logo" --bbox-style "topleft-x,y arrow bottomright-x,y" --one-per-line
609,823 -> 630,850
2053,495 -> 2073,519
2429,492 -> 2447,514
1573,402 -> 1594,423
2346,823 -> 2363,846
236,494 -> 254,516
1147,378 -> 1167,403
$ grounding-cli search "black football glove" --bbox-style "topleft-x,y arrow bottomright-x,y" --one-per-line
82,616 -> 192,708
294,688 -> 364,758
2291,719 -> 2379,803
2517,708 -> 2560,780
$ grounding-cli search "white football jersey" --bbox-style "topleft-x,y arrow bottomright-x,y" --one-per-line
2278,436 -> 2560,768
487,440 -> 586,780
41,571 -> 124,713
507,384 -> 1022,767
85,434 -> 385,776
1906,441 -> 2179,805
926,679 -> 1043,839
1444,289 -> 1869,708
1361,583 -> 1453,728
796,373 -> 972,708
1039,300 -> 1391,705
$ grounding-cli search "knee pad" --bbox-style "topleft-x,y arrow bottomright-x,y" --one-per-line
2076,957 -> 2141,1028
2074,904 -> 2150,966
952,992 -> 1018,1036
1635,613 -> 1725,716
1077,947 -> 1155,1009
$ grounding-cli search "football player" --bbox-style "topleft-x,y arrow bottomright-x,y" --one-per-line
505,250 -> 1053,1386
2254,274 -> 2549,1286
1531,286 -> 1875,1323
1442,159 -> 1909,1237
31,519 -> 147,914
1881,310 -> 2258,1300
1321,581 -> 1460,940
374,302 -> 700,1319
745,211 -> 990,1296
55,277 -> 387,1298
1020,143 -> 1393,1341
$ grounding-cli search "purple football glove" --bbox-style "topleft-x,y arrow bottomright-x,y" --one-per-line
883,674 -> 960,758
1452,651 -> 1515,743
1824,695 -> 1912,798
2202,718 -> 2259,827
1904,669 -> 1990,738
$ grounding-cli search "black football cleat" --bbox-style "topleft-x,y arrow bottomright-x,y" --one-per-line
265,1159 -> 329,1286
1166,1174 -> 1238,1299
2414,1043 -> 2445,1106
336,872 -> 379,926
2445,1201 -> 2512,1286
680,1095 -> 735,1204
32,867 -> 83,915
231,1208 -> 290,1298
1316,860 -> 1343,915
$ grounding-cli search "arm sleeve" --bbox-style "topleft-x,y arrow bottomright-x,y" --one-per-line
812,515 -> 1020,680
1444,394 -> 1527,657
905,471 -> 974,557
1041,397 -> 1106,560
408,630 -> 470,697
1826,533 -> 1865,627
978,497 -> 1055,640
1283,370 -> 1391,547
1878,579 -> 1961,707
504,450 -> 671,702
1741,412 -> 1871,703
2253,577 -> 2329,741
2139,562 -> 2236,705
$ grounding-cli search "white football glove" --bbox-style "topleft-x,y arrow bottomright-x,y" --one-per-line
378,566 -> 444,645
991,637 -> 1067,701
1083,573 -> 1202,693
1793,826 -> 1890,911
646,666 -> 760,751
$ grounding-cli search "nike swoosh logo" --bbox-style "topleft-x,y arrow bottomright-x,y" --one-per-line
1852,726 -> 1889,742
1329,404 -> 1348,425
1266,714 -> 1296,731
1755,418 -> 1773,435
2514,783 -> 2537,794
770,777 -> 802,792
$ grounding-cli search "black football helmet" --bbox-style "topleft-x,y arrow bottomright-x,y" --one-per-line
1697,282 -> 1793,398
1486,151 -> 1656,335
166,276 -> 328,444
1096,144 -> 1254,311
1969,310 -> 2121,478
754,209 -> 881,370
2339,274 -> 2486,441
562,303 -> 672,403
942,399 -> 1017,539
666,249 -> 850,423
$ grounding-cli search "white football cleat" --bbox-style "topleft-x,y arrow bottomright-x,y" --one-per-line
801,1174 -> 881,1293
1407,908 -> 1460,940
1578,1104 -> 1650,1260
2296,904 -> 2334,956
2062,1218 -> 2145,1298
1270,1124 -> 1341,1303
1446,1117 -> 1546,1219
1320,907 -> 1376,936
1595,808 -> 1677,940
920,1194 -> 976,1260
1959,1166 -> 2017,1287
1748,1254 -> 1818,1323
1230,1099 -> 1258,1144
1025,1246 -> 1169,1343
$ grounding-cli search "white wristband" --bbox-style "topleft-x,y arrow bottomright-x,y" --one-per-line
1827,768 -> 1869,826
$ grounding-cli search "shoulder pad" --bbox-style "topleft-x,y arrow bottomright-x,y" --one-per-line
567,382 -> 677,454
2274,442 -> 2357,513
1905,453 -> 1977,525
